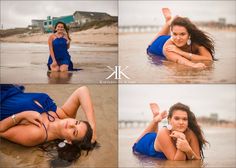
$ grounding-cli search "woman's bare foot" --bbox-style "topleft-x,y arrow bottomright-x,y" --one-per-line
162,8 -> 172,23
153,111 -> 167,122
150,103 -> 160,117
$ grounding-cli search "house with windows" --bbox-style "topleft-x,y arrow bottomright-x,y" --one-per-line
73,11 -> 113,27
30,11 -> 114,33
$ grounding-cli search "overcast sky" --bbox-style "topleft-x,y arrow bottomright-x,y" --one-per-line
119,85 -> 236,122
0,0 -> 118,29
119,0 -> 236,26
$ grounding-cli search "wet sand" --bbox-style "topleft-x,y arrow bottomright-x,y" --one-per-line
0,85 -> 118,167
0,43 -> 117,84
119,30 -> 236,83
119,127 -> 236,168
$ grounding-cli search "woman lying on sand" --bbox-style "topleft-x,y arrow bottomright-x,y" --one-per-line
147,8 -> 215,68
0,85 -> 97,162
133,102 -> 208,160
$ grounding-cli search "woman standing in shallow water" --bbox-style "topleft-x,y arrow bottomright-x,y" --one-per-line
47,21 -> 75,72
0,85 -> 97,162
133,103 -> 208,160
147,8 -> 215,68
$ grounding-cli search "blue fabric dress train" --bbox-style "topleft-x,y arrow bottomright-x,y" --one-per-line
133,132 -> 167,159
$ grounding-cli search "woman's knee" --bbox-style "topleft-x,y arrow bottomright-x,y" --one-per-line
60,65 -> 68,72
50,65 -> 59,72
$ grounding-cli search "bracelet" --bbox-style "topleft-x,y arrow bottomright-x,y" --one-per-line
11,114 -> 17,125
189,53 -> 192,60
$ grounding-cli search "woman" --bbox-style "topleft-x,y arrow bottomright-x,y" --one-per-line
0,84 -> 97,162
147,8 -> 215,68
47,21 -> 76,71
133,102 -> 208,160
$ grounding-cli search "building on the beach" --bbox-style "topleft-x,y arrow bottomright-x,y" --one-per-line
29,20 -> 45,31
30,11 -> 114,33
73,11 -> 113,27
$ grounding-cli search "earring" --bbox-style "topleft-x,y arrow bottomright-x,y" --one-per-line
187,38 -> 191,45
58,139 -> 69,148
58,141 -> 66,148
167,124 -> 172,130
170,37 -> 174,42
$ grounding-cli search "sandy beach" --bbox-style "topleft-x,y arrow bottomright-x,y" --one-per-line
0,24 -> 118,84
0,23 -> 118,46
0,84 -> 118,168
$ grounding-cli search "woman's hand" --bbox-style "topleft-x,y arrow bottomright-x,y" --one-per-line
176,138 -> 192,153
166,45 -> 182,54
192,62 -> 206,69
170,131 -> 186,139
91,131 -> 97,143
22,111 -> 42,127
51,60 -> 58,67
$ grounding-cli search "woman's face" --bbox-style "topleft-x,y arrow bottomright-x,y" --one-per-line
169,110 -> 188,132
60,118 -> 87,142
171,25 -> 190,47
55,23 -> 65,33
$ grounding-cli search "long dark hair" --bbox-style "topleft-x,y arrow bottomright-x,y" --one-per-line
168,102 -> 208,159
54,21 -> 71,40
40,120 -> 99,164
170,17 -> 215,59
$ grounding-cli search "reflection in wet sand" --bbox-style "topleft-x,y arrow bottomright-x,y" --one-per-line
47,71 -> 73,84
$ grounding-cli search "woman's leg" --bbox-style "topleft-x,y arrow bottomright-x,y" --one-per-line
149,8 -> 172,45
50,64 -> 60,72
134,103 -> 167,143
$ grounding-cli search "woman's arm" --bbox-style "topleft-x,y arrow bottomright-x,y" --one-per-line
184,129 -> 201,160
58,86 -> 97,142
155,128 -> 186,160
166,44 -> 213,61
0,124 -> 45,146
48,35 -> 57,64
163,41 -> 206,68
0,111 -> 42,132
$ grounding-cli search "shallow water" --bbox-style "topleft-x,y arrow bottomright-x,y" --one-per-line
119,30 -> 236,83
119,127 -> 236,168
0,43 -> 118,84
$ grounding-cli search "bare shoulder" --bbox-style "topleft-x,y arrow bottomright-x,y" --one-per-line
158,127 -> 170,137
48,34 -> 56,41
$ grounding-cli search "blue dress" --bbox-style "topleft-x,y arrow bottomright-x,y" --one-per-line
133,132 -> 167,159
0,85 -> 57,121
47,37 -> 75,71
147,35 -> 171,58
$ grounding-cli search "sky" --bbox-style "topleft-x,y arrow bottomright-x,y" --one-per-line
119,84 -> 236,121
119,0 -> 236,26
0,0 -> 118,29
